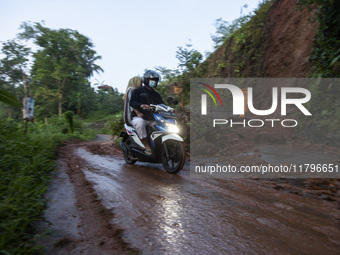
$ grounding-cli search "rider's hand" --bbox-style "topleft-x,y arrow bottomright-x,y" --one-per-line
141,104 -> 150,110
137,112 -> 144,118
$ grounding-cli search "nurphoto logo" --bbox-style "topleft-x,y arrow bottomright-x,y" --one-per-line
198,82 -> 312,128
191,78 -> 339,179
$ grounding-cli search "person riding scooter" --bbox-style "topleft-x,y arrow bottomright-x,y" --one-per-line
130,70 -> 165,155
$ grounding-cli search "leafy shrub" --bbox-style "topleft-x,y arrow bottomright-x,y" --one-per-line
0,121 -> 59,254
109,111 -> 124,144
63,110 -> 74,133
0,117 -> 95,254
298,0 -> 340,146
299,0 -> 340,77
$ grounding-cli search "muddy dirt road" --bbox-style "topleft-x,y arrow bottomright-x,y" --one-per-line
38,136 -> 340,255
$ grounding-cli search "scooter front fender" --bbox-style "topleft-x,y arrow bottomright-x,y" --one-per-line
161,134 -> 184,143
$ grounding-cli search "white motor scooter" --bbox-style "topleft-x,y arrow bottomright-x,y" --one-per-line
120,88 -> 185,174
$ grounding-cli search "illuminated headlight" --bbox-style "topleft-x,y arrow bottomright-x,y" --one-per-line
166,123 -> 179,133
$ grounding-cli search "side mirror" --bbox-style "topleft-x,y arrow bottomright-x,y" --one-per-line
166,97 -> 178,105
166,97 -> 173,104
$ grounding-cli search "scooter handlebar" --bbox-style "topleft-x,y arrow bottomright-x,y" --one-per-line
149,104 -> 174,112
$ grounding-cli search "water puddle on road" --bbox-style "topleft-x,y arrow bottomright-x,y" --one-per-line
257,144 -> 338,166
76,147 -> 340,254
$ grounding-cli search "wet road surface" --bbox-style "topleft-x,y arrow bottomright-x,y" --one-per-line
76,147 -> 340,255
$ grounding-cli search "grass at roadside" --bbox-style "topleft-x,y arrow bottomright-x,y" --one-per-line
82,113 -> 119,135
0,118 -> 95,254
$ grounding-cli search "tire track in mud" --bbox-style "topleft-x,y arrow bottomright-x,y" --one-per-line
38,139 -> 340,254
76,143 -> 340,255
38,142 -> 140,255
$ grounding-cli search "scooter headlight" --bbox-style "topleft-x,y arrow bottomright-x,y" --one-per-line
166,123 -> 179,133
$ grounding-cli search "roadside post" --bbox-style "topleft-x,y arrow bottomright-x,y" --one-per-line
23,96 -> 35,134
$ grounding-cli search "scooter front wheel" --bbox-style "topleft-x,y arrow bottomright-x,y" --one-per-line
124,151 -> 137,164
161,140 -> 186,174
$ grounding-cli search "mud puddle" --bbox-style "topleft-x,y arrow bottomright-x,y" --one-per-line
75,145 -> 340,255
257,144 -> 339,166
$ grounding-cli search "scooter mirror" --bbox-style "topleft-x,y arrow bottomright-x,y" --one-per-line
166,97 -> 173,105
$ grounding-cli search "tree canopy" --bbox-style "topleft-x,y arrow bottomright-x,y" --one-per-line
0,22 -> 124,120
19,22 -> 103,116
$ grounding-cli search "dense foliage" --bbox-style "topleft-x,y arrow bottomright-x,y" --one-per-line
19,22 -> 103,117
299,0 -> 340,77
0,22 -> 124,121
0,119 -> 95,254
0,1 -> 339,252
298,0 -> 340,145
155,0 -> 273,142
158,0 -> 339,146
0,22 -> 122,253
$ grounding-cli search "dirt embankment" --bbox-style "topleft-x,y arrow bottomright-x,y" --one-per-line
201,0 -> 318,79
262,0 -> 318,78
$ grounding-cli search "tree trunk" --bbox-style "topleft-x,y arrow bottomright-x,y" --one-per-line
58,78 -> 66,116
58,89 -> 63,116
58,97 -> 63,116
8,108 -> 12,119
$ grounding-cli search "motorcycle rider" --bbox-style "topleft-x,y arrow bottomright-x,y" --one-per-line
123,76 -> 142,101
130,70 -> 165,155
123,76 -> 144,118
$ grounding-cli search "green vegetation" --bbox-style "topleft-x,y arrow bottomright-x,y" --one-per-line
156,0 -> 273,143
110,111 -> 125,144
19,22 -> 103,117
1,0 -> 339,252
0,119 -> 95,254
158,0 -> 273,96
197,0 -> 272,78
63,110 -> 74,133
158,0 -> 339,147
0,22 -> 124,121
0,89 -> 21,108
0,21 -> 122,254
299,0 -> 340,78
298,0 -> 340,145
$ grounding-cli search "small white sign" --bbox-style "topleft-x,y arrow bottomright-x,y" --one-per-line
24,96 -> 35,120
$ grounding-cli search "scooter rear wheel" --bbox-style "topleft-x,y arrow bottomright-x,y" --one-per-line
161,140 -> 186,174
122,141 -> 137,164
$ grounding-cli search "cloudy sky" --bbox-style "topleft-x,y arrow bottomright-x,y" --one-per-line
0,0 -> 262,92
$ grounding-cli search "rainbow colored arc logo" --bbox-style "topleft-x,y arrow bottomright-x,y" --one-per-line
198,82 -> 223,106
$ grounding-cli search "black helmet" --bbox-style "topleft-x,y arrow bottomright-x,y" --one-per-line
143,70 -> 161,88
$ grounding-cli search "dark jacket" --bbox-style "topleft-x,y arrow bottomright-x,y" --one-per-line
130,86 -> 165,120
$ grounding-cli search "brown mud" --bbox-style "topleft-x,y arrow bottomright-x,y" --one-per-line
37,139 -> 139,254
36,135 -> 340,254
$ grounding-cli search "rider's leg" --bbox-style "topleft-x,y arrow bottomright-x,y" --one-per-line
141,138 -> 150,151
131,117 -> 151,152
